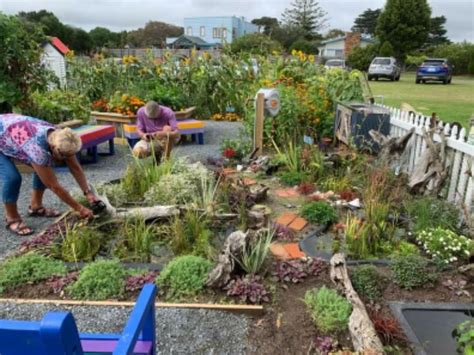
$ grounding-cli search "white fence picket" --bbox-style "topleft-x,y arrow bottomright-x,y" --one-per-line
379,104 -> 474,209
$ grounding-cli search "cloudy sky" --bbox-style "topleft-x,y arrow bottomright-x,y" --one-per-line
1,0 -> 472,42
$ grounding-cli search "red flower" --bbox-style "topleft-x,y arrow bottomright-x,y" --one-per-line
223,147 -> 237,159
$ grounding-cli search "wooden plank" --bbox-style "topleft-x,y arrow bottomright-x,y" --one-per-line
254,93 -> 265,156
0,299 -> 264,316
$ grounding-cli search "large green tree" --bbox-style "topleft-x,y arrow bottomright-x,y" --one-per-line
426,16 -> 450,47
351,8 -> 381,36
376,0 -> 431,60
281,0 -> 327,39
324,28 -> 345,40
90,27 -> 117,48
251,17 -> 279,35
127,21 -> 183,47
0,13 -> 48,109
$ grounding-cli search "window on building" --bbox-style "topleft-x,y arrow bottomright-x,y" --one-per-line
222,28 -> 227,39
213,28 -> 220,38
335,49 -> 344,57
200,26 -> 205,37
187,27 -> 193,36
232,27 -> 237,39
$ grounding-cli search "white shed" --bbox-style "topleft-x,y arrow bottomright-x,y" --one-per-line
41,37 -> 70,88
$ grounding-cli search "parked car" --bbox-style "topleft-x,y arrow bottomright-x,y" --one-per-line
416,58 -> 453,84
324,59 -> 346,70
368,57 -> 401,81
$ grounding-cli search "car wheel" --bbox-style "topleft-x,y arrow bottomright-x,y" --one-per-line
396,75 -> 400,81
375,76 -> 379,81
390,75 -> 395,81
443,78 -> 448,84
448,77 -> 452,84
368,75 -> 373,81
416,78 -> 421,84
422,80 -> 426,84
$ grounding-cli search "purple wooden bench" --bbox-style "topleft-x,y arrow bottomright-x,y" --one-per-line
0,284 -> 157,355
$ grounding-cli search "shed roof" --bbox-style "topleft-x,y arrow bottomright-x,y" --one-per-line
46,37 -> 70,55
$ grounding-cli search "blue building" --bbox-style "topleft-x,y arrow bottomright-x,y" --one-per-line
183,16 -> 258,45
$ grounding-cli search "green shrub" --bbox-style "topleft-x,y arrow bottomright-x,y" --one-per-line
350,265 -> 386,300
23,89 -> 91,124
304,286 -> 352,333
113,217 -> 157,262
0,253 -> 66,293
230,33 -> 283,55
59,224 -> 101,262
390,255 -> 435,290
301,201 -> 338,225
416,227 -> 473,264
404,197 -> 460,233
67,260 -> 126,300
157,255 -> 212,299
392,241 -> 420,257
278,171 -> 308,186
237,229 -> 273,275
346,44 -> 378,71
430,42 -> 474,75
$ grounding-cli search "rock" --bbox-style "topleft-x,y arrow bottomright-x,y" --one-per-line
348,198 -> 361,209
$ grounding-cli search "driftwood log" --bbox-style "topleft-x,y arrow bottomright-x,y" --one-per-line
369,127 -> 414,172
330,253 -> 384,353
92,185 -> 179,220
206,231 -> 248,288
408,127 -> 448,195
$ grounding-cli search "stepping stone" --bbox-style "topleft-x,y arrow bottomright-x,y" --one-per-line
222,168 -> 238,176
288,217 -> 308,231
282,243 -> 305,259
242,177 -> 257,186
269,242 -> 290,260
275,188 -> 300,198
275,212 -> 297,226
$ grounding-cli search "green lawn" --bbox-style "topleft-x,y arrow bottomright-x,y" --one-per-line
369,73 -> 474,127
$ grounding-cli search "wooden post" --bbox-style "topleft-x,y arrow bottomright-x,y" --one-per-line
254,93 -> 265,156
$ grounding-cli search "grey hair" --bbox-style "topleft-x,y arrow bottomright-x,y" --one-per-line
50,128 -> 82,155
145,101 -> 160,118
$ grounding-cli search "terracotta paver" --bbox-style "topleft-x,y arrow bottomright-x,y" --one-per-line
222,168 -> 238,176
242,177 -> 257,186
288,217 -> 308,231
269,243 -> 290,260
275,188 -> 300,198
283,243 -> 306,259
275,212 -> 298,226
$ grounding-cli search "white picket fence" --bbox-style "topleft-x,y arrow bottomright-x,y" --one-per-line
380,105 -> 474,209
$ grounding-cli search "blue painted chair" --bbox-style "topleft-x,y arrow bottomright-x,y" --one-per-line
0,284 -> 157,355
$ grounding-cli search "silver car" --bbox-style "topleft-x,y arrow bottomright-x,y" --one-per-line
368,57 -> 401,81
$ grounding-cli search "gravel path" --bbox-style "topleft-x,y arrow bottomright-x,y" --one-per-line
0,121 -> 244,258
0,302 -> 249,354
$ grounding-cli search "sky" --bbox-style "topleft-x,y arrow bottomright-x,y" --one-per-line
0,0 -> 473,42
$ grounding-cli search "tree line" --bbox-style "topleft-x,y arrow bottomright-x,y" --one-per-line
16,10 -> 183,53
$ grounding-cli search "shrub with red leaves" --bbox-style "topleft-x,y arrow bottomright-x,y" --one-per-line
297,182 -> 316,195
339,190 -> 358,201
46,272 -> 79,294
225,275 -> 271,304
369,310 -> 406,344
125,271 -> 159,292
223,147 -> 237,159
274,223 -> 295,241
272,258 -> 325,283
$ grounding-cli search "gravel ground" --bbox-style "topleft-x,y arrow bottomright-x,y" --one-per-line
0,121 -> 244,258
0,302 -> 249,354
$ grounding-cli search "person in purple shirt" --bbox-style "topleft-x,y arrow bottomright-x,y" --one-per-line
132,101 -> 180,160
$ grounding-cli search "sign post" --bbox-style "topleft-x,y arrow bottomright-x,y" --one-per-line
254,93 -> 265,156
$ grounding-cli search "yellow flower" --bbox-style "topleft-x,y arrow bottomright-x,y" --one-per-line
291,49 -> 298,56
308,54 -> 315,62
191,48 -> 197,57
66,50 -> 75,58
155,66 -> 162,75
272,50 -> 280,56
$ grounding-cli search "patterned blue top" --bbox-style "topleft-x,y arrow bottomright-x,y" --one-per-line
0,114 -> 54,166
